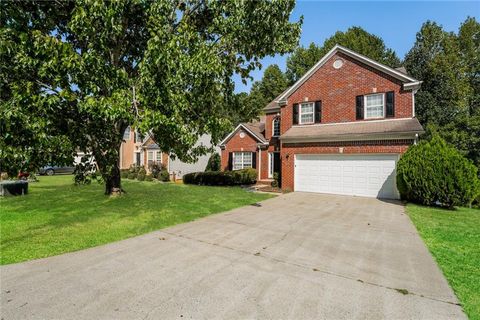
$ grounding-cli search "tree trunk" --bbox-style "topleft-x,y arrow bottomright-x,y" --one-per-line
104,163 -> 122,196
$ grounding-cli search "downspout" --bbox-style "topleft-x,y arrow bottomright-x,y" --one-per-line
412,89 -> 418,117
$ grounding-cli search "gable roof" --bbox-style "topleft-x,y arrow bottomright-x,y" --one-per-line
269,45 -> 421,108
219,122 -> 268,146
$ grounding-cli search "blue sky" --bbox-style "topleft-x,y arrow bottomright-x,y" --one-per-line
233,0 -> 479,93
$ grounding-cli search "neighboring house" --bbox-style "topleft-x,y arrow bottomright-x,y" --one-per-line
119,127 -> 217,178
220,45 -> 424,199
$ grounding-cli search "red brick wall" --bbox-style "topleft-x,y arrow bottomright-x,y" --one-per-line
221,129 -> 259,172
280,140 -> 413,191
280,52 -> 413,134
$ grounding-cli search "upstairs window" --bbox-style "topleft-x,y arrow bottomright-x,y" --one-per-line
365,93 -> 385,119
123,126 -> 131,140
272,118 -> 280,137
300,102 -> 314,124
134,131 -> 143,143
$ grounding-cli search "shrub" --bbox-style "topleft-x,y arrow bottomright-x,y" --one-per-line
127,172 -> 137,180
205,153 -> 221,172
397,135 -> 480,208
138,167 -> 146,175
183,168 -> 257,186
145,174 -> 154,182
120,170 -> 129,179
137,172 -> 146,181
149,162 -> 165,178
271,172 -> 279,188
159,170 -> 170,182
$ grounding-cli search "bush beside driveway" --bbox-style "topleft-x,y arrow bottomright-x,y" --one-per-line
0,175 -> 272,265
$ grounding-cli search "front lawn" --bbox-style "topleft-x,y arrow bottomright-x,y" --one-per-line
406,204 -> 480,320
0,175 -> 272,265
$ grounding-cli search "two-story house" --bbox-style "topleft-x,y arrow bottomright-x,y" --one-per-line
220,45 -> 424,199
120,127 -> 219,179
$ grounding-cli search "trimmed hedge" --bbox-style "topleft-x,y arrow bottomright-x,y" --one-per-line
127,173 -> 137,180
183,168 -> 256,186
159,170 -> 170,182
145,174 -> 154,181
397,135 -> 480,208
137,172 -> 146,181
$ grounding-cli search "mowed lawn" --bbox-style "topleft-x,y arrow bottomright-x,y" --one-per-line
0,175 -> 272,265
407,204 -> 480,320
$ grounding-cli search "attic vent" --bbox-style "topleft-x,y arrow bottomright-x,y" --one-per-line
239,131 -> 246,138
333,59 -> 344,69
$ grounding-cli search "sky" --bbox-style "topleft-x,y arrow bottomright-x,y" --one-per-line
233,0 -> 480,93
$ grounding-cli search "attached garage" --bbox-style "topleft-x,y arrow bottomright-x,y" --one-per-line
294,154 -> 399,199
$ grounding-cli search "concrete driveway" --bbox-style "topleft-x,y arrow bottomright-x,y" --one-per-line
1,193 -> 465,319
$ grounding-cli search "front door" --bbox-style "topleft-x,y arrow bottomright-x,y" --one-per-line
269,152 -> 281,186
135,152 -> 141,166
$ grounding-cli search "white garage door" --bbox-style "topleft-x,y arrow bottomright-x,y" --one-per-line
295,154 -> 399,199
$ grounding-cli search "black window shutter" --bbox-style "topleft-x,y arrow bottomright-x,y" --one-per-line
252,152 -> 257,169
293,103 -> 299,125
228,152 -> 233,171
356,95 -> 364,120
315,101 -> 322,123
386,91 -> 395,117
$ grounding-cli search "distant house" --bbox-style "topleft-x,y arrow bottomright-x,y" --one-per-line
119,128 -> 219,179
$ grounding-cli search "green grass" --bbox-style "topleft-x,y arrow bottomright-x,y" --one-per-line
0,175 -> 272,265
406,204 -> 480,320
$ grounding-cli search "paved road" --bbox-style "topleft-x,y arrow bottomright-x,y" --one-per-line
1,193 -> 465,319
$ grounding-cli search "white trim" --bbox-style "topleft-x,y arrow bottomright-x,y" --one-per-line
258,148 -> 262,180
277,45 -> 420,102
272,118 -> 280,137
219,124 -> 268,146
299,102 -> 315,124
268,153 -> 273,178
412,89 -> 418,118
232,151 -> 253,170
364,93 -> 385,119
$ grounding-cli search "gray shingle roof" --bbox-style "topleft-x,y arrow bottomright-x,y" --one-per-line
281,118 -> 424,142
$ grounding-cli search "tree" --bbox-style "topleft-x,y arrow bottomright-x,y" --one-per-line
404,18 -> 480,168
0,0 -> 302,195
286,26 -> 401,84
257,64 -> 288,101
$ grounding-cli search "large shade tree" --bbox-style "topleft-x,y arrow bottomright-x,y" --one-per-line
0,0 -> 302,194
286,26 -> 401,85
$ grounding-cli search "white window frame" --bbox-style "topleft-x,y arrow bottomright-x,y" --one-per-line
233,152 -> 253,170
299,102 -> 315,124
364,93 -> 385,119
272,118 -> 280,137
268,153 -> 274,178
156,151 -> 162,163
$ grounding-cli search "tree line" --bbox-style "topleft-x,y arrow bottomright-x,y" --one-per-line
241,19 -> 479,169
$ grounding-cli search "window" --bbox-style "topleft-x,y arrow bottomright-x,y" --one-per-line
123,126 -> 131,140
233,152 -> 252,170
156,152 -> 162,163
365,93 -> 385,119
272,118 -> 280,137
147,151 -> 154,166
300,102 -> 314,124
134,131 -> 143,143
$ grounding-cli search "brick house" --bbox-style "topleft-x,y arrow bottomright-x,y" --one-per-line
220,45 -> 424,199
120,128 -> 219,179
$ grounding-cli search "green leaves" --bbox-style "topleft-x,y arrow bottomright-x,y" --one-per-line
397,135 -> 480,208
1,0 -> 301,193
